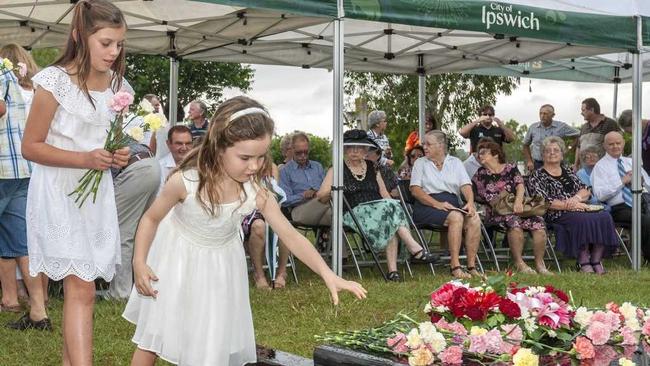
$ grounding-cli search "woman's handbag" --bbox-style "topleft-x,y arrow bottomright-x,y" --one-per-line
489,191 -> 549,218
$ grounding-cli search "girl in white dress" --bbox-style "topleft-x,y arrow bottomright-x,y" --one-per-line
21,1 -> 130,364
123,96 -> 367,366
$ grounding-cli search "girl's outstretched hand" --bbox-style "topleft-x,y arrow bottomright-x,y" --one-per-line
323,273 -> 367,305
133,262 -> 159,298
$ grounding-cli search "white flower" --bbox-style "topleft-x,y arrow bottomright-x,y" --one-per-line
618,357 -> 635,366
625,318 -> 641,331
423,303 -> 432,314
470,326 -> 488,336
619,303 -> 637,321
127,126 -> 145,142
434,305 -> 448,313
408,346 -> 434,366
428,332 -> 447,354
523,317 -> 538,333
406,329 -> 423,349
138,98 -> 155,113
418,322 -> 445,352
546,329 -> 557,338
574,307 -> 594,329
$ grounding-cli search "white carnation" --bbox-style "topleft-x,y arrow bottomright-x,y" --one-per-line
574,307 -> 593,329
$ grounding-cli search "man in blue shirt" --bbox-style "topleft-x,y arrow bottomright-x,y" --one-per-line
279,132 -> 331,227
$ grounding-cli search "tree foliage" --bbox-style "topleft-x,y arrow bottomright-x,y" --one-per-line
345,72 -> 518,166
31,48 -> 60,68
124,55 -> 254,121
502,119 -> 528,163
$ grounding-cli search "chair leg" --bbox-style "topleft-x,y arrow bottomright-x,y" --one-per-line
546,237 -> 562,273
400,241 -> 414,278
616,227 -> 633,267
480,224 -> 500,272
288,253 -> 299,284
343,231 -> 362,280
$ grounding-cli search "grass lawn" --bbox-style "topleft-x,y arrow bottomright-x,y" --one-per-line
1,262 -> 649,365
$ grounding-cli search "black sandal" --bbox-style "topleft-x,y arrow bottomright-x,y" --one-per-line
591,262 -> 606,275
410,249 -> 439,264
387,271 -> 401,282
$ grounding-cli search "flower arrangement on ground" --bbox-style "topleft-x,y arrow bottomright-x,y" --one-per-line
69,93 -> 164,207
317,274 -> 650,365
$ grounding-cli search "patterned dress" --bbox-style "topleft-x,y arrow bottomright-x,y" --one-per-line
472,164 -> 545,231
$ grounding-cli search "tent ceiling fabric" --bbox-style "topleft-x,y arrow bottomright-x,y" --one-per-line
0,0 -> 638,77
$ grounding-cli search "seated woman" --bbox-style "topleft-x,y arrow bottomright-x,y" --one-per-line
242,163 -> 291,289
575,146 -> 606,206
398,145 -> 424,180
527,136 -> 619,274
472,141 -> 551,275
317,130 -> 437,282
410,130 -> 481,279
366,141 -> 399,198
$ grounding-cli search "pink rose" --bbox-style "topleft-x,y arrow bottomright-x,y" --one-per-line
109,91 -> 134,112
642,319 -> 650,337
573,336 -> 595,359
586,321 -> 612,346
439,345 -> 463,364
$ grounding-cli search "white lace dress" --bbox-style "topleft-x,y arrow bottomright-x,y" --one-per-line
123,169 -> 258,366
27,66 -> 132,281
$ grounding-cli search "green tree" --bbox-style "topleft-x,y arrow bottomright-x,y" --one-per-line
271,133 -> 332,168
344,72 -> 517,166
502,119 -> 528,163
124,55 -> 254,121
32,48 -> 60,68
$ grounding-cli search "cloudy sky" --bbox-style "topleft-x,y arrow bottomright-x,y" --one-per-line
224,64 -> 650,141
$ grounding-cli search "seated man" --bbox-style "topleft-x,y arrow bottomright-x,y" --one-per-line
410,130 -> 482,279
279,132 -> 331,227
592,131 -> 650,262
158,125 -> 193,193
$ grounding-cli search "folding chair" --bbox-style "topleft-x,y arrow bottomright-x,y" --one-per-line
396,180 -> 484,275
612,221 -> 634,266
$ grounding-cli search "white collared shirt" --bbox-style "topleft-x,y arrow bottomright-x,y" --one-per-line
410,154 -> 471,195
158,153 -> 177,194
591,153 -> 650,206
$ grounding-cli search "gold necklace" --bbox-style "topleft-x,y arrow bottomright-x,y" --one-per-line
345,160 -> 367,182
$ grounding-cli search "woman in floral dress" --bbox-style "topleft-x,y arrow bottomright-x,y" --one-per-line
472,141 -> 551,274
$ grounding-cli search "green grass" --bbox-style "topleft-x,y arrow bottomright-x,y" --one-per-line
1,264 -> 649,365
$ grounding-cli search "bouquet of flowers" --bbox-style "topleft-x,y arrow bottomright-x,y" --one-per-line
0,57 -> 27,78
318,274 -> 650,366
68,92 -> 164,207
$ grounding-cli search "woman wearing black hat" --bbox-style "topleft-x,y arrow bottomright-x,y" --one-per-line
316,130 -> 438,282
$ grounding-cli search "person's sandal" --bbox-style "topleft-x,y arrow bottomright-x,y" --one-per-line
387,271 -> 401,282
515,263 -> 537,274
536,267 -> 554,276
410,249 -> 439,264
591,262 -> 606,275
450,266 -> 471,279
577,262 -> 594,273
466,267 -> 485,279
0,303 -> 23,313
6,314 -> 52,331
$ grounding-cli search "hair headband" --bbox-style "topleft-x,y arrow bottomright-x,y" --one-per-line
227,107 -> 269,124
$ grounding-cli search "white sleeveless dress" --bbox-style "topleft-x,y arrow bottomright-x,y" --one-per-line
123,169 -> 258,366
27,66 -> 132,281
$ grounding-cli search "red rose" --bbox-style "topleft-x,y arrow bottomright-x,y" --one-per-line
465,306 -> 487,321
430,313 -> 442,323
499,298 -> 521,319
430,283 -> 459,307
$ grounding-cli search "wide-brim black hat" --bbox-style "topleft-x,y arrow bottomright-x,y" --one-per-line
343,129 -> 377,149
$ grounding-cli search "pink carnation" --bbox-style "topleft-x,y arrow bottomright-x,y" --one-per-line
642,319 -> 650,337
109,91 -> 134,112
586,321 -> 613,346
591,311 -> 621,331
468,329 -> 502,354
573,336 -> 595,359
620,326 -> 637,346
387,332 -> 409,353
439,345 -> 463,364
593,345 -> 618,366
435,319 -> 468,337
500,324 -> 523,353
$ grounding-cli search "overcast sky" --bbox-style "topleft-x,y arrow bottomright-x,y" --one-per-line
224,64 -> 650,142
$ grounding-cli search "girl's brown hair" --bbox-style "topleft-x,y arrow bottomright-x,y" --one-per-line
0,44 -> 39,89
177,96 -> 275,216
54,0 -> 126,107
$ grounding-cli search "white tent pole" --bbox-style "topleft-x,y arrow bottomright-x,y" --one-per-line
169,56 -> 179,125
331,0 -> 345,275
612,67 -> 620,118
631,16 -> 643,271
418,54 -> 426,140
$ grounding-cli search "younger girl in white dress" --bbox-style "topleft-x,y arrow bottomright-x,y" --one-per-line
21,1 -> 131,364
123,96 -> 367,366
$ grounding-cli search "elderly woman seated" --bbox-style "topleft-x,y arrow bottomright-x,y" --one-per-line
472,141 -> 551,274
409,130 -> 481,279
575,146 -> 606,206
527,136 -> 618,274
317,130 -> 437,282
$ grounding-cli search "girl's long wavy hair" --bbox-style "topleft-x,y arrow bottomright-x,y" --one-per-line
0,43 -> 39,89
177,96 -> 275,216
54,0 -> 126,108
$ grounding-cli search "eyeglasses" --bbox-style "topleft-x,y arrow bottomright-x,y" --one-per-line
294,150 -> 309,156
482,113 -> 494,117
477,149 -> 492,156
